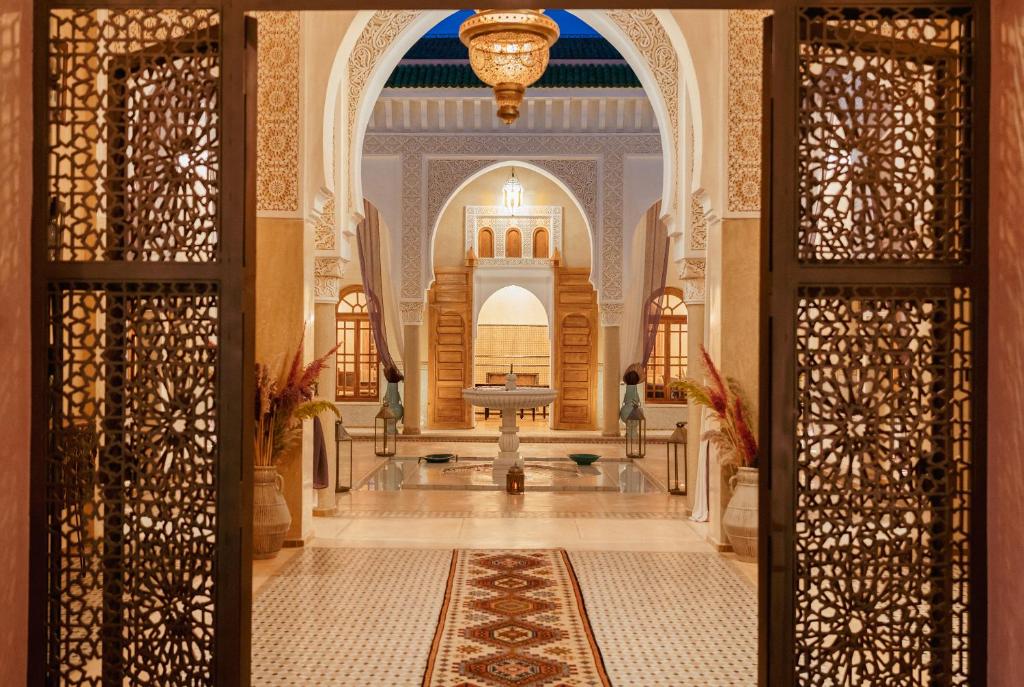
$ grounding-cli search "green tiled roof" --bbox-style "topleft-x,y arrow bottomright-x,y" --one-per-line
385,63 -> 642,89
404,36 -> 626,61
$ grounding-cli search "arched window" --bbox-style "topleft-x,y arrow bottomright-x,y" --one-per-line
336,286 -> 379,401
478,227 -> 495,258
646,287 -> 688,403
533,227 -> 549,258
505,228 -> 522,258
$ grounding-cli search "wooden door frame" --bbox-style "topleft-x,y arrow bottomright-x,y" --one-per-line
29,2 -> 989,685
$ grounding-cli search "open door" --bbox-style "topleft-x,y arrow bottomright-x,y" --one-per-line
31,7 -> 256,685
762,5 -> 987,684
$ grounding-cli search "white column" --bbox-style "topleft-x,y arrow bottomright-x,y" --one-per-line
600,304 -> 624,437
400,301 -> 425,435
312,274 -> 340,517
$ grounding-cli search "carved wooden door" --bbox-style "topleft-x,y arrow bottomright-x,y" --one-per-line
762,5 -> 987,684
553,267 -> 598,430
32,6 -> 255,685
427,268 -> 474,428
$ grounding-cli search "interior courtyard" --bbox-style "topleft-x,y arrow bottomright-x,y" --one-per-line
2,1 -> 1024,686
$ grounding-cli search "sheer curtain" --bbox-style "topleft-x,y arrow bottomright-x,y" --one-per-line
356,200 -> 402,381
624,201 -> 669,379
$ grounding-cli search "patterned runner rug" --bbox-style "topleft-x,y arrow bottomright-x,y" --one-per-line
424,550 -> 610,687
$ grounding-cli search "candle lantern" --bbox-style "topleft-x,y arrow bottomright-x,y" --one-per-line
506,464 -> 525,494
335,419 -> 354,493
666,421 -> 687,495
625,402 -> 647,459
375,401 -> 399,457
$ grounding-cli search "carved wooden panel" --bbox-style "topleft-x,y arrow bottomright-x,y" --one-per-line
36,7 -> 252,685
765,5 -> 985,685
428,268 -> 473,428
553,268 -> 598,430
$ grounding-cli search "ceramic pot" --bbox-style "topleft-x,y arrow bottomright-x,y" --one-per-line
253,465 -> 291,559
384,381 -> 404,424
723,466 -> 758,562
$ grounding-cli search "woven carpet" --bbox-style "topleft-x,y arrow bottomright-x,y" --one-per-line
424,550 -> 610,687
252,548 -> 756,686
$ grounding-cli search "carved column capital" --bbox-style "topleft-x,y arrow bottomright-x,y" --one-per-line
599,302 -> 624,327
680,258 -> 706,305
399,300 -> 425,326
314,256 -> 344,304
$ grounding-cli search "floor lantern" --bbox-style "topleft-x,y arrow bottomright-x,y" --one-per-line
666,421 -> 687,495
625,402 -> 647,459
375,401 -> 399,457
335,419 -> 354,493
506,465 -> 525,494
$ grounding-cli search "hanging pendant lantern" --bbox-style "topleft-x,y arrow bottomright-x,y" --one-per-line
459,10 -> 559,125
502,169 -> 524,213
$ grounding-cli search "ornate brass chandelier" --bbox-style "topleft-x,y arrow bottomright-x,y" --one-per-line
459,10 -> 560,125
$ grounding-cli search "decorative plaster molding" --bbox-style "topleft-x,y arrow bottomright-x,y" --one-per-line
600,302 -> 625,327
347,10 -> 420,205
727,10 -> 769,214
605,9 -> 680,214
399,301 -> 425,325
343,9 -> 681,230
689,191 -> 709,252
363,133 -> 660,304
254,11 -> 300,214
311,190 -> 337,252
314,256 -> 344,303
465,206 -> 563,265
680,258 -> 706,305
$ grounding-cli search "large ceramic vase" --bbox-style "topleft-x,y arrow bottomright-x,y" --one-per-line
723,466 -> 758,562
253,465 -> 291,559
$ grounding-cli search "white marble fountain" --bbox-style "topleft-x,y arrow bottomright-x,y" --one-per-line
462,371 -> 558,470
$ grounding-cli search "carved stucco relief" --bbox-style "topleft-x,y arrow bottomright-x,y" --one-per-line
605,9 -> 680,215
727,10 -> 769,214
363,134 -> 660,304
344,10 -> 681,214
314,256 -> 344,303
680,257 -> 706,304
254,11 -> 301,214
689,191 -> 708,252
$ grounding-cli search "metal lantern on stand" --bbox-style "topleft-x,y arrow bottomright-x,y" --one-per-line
506,465 -> 525,494
375,401 -> 399,457
666,421 -> 687,495
625,401 -> 647,459
335,419 -> 354,493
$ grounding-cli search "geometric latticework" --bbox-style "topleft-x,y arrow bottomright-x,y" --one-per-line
795,286 -> 972,685
42,7 -> 226,685
797,7 -> 974,263
46,282 -> 220,684
48,9 -> 221,262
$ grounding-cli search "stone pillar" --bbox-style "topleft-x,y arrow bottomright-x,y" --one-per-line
312,267 -> 341,517
681,260 -> 713,529
600,304 -> 623,437
401,302 -> 424,434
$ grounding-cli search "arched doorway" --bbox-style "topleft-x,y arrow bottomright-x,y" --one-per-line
474,286 -> 551,428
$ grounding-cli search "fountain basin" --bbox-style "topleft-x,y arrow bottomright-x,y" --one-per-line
462,387 -> 559,470
462,387 -> 558,410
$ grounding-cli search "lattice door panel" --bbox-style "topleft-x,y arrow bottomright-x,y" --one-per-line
765,4 -> 986,686
46,283 -> 220,684
35,5 -> 251,686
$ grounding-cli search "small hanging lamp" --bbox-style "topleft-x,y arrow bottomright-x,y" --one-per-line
502,168 -> 524,214
459,10 -> 559,125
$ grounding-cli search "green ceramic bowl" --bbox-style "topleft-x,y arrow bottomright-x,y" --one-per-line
568,453 -> 600,466
423,453 -> 455,464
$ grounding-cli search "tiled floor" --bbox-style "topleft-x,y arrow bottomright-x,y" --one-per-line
253,448 -> 759,685
252,547 -> 757,686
